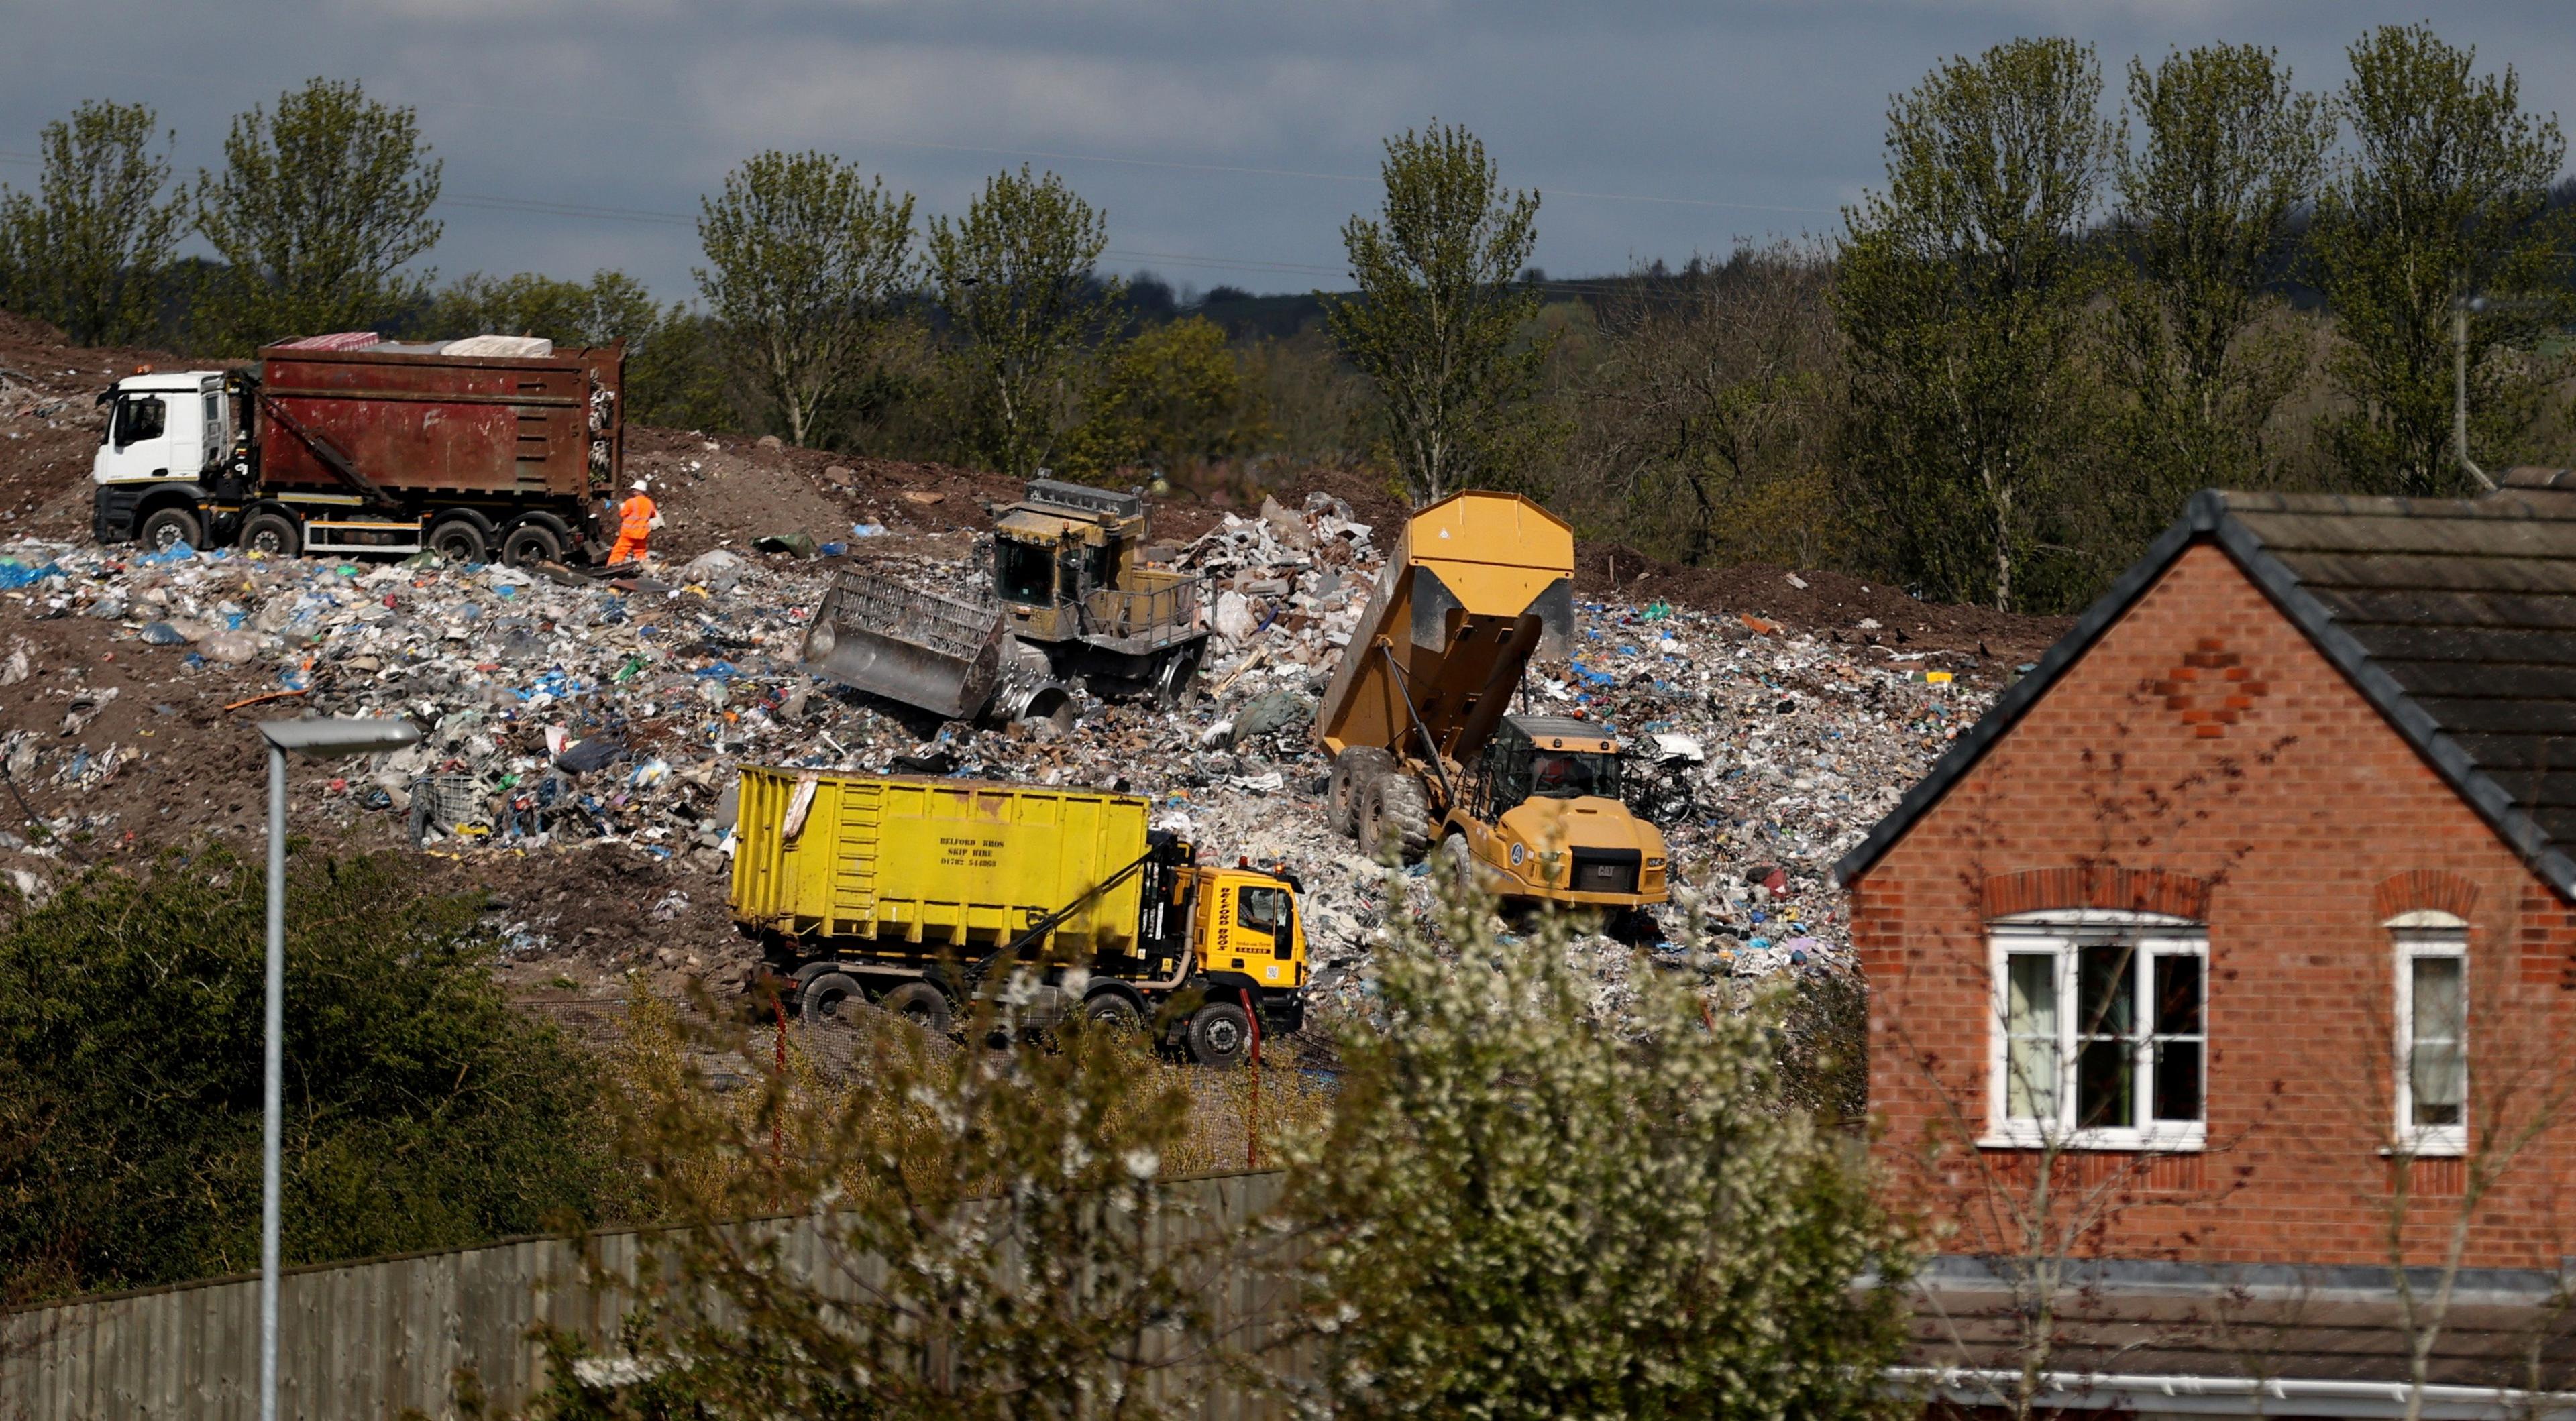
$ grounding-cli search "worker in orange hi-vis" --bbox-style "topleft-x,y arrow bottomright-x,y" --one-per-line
610,479 -> 658,565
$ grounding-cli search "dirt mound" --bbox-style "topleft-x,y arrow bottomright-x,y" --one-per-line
1574,542 -> 2068,666
0,311 -> 180,541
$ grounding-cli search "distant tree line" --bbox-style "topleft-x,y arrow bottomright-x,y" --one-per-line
2,23 -> 2571,611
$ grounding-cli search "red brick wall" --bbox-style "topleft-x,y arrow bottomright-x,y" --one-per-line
1856,542 -> 2576,1269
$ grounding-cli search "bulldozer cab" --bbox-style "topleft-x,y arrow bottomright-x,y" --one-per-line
1470,715 -> 1626,819
990,479 -> 1146,644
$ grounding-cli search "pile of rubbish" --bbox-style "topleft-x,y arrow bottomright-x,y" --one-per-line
0,505 -> 1995,1008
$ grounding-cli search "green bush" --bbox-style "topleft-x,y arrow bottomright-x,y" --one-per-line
0,846 -> 622,1304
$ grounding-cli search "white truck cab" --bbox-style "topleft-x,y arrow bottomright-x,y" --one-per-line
91,370 -> 234,551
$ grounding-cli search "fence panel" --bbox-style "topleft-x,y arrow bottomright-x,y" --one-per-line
2,1172 -> 1306,1420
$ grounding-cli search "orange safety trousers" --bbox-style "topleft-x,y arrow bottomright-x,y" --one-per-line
612,494 -> 655,563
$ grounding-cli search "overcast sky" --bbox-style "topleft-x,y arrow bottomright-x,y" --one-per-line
5,1 -> 2572,304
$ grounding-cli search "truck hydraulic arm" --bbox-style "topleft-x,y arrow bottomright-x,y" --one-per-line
973,844 -> 1163,980
1378,641 -> 1458,803
256,392 -> 396,509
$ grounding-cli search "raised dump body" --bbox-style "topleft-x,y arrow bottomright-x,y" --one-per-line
1317,491 -> 1578,770
1313,490 -> 1668,917
730,767 -> 1308,1064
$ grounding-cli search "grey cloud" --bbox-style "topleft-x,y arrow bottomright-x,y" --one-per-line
3,1 -> 2571,302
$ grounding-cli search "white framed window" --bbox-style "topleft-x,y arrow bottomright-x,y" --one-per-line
2389,911 -> 2468,1157
1987,911 -> 2208,1151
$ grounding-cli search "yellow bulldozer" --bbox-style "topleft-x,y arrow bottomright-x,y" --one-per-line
802,479 -> 1210,726
1313,491 -> 1670,920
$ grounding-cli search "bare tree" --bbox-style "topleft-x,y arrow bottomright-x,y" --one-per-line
1570,245 -> 1840,568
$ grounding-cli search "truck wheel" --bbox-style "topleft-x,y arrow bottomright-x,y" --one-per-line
1438,832 -> 1488,901
878,981 -> 953,1035
1083,991 -> 1146,1037
1328,747 -> 1395,838
500,522 -> 564,567
138,506 -> 203,553
1187,1000 -> 1252,1068
239,511 -> 300,557
1360,773 -> 1431,863
429,518 -> 488,565
799,971 -> 863,1025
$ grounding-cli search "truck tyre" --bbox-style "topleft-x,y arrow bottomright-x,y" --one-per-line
138,506 -> 203,553
1438,832 -> 1487,901
878,981 -> 953,1035
1187,1000 -> 1252,1068
239,511 -> 301,557
429,518 -> 489,565
1328,747 -> 1395,838
500,521 -> 564,567
800,971 -> 863,1025
1360,773 -> 1432,863
1083,990 -> 1146,1036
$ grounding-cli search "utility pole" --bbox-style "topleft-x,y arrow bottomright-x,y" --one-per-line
254,717 -> 419,1421
2453,298 -> 2494,491
2451,293 -> 2557,494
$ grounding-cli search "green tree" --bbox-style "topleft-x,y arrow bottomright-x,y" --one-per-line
1061,315 -> 1265,482
0,847 -> 621,1305
504,995 -> 1240,1419
1285,894 -> 1909,1418
425,269 -> 734,431
2109,44 -> 2332,516
1327,122 -> 1546,505
2311,23 -> 2571,496
927,166 -> 1119,479
694,150 -> 915,448
426,268 -> 662,348
1835,38 -> 2116,612
1574,245 -> 1843,568
190,77 -> 443,351
0,99 -> 185,345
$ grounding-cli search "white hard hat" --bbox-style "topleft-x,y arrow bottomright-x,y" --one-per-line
631,479 -> 649,492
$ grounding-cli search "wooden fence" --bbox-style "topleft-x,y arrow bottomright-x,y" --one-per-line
2,1171 -> 1302,1420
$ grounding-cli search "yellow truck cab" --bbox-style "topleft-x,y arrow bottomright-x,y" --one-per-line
729,767 -> 1306,1066
1452,715 -> 1669,905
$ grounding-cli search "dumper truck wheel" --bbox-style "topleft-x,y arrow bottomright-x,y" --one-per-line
1187,1000 -> 1252,1068
1360,773 -> 1431,863
429,518 -> 489,565
239,511 -> 300,557
878,981 -> 953,1035
138,506 -> 201,553
799,972 -> 863,1025
500,521 -> 564,567
1438,832 -> 1489,901
1328,747 -> 1395,838
1083,990 -> 1146,1036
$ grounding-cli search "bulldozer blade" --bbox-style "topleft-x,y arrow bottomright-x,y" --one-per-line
801,569 -> 1007,720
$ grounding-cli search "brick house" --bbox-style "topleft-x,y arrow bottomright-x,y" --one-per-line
1837,475 -> 2576,1414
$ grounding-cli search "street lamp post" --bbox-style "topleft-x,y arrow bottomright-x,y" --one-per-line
254,717 -> 419,1421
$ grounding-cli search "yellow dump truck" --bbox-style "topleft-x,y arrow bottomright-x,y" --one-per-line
730,766 -> 1306,1066
1315,491 -> 1670,920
